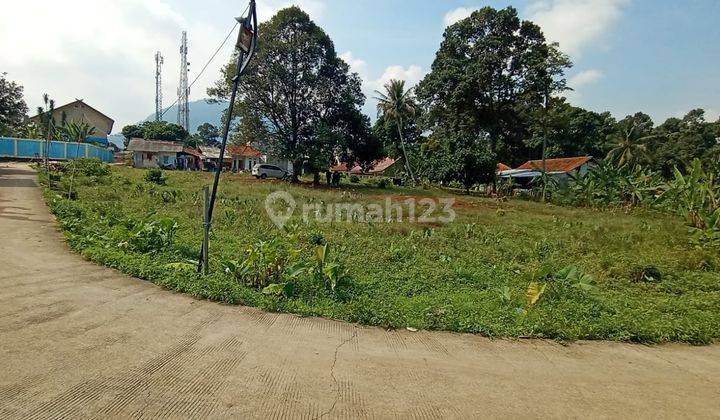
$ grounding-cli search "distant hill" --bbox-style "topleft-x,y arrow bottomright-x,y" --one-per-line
108,99 -> 228,149
146,99 -> 228,132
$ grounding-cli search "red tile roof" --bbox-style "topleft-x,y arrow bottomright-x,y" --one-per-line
517,156 -> 592,173
331,157 -> 399,175
227,144 -> 264,158
497,162 -> 511,172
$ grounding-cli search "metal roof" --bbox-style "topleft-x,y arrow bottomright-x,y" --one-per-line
126,138 -> 183,153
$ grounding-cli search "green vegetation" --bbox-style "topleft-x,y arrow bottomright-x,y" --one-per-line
39,161 -> 720,344
549,159 -> 720,249
0,72 -> 29,137
121,120 -> 189,148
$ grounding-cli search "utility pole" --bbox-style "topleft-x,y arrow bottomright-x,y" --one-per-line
197,0 -> 258,273
155,51 -> 164,122
177,31 -> 190,131
541,90 -> 549,203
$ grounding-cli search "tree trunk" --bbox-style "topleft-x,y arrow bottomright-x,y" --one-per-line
312,171 -> 320,186
291,160 -> 302,183
396,116 -> 416,185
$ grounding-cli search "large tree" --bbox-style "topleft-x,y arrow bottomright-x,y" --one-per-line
650,109 -> 719,177
420,129 -> 497,193
416,6 -> 571,169
197,122 -> 220,146
0,73 -> 28,137
209,7 -> 367,183
121,121 -> 188,147
525,98 -> 616,160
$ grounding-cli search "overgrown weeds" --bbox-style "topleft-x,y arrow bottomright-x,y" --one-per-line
36,164 -> 720,344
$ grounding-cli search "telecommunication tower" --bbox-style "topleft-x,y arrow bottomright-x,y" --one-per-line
154,51 -> 164,121
177,31 -> 190,130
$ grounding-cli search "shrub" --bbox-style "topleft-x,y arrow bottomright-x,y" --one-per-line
349,175 -> 360,183
60,158 -> 111,177
369,177 -> 390,189
121,217 -> 178,253
145,168 -> 166,185
224,235 -> 304,289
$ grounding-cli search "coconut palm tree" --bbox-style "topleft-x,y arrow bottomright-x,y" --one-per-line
374,79 -> 417,184
606,124 -> 656,167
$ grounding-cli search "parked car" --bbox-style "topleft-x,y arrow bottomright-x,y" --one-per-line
252,164 -> 289,180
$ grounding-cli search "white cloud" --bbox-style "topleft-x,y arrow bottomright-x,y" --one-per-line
443,2 -> 627,57
372,65 -> 426,91
565,69 -> 603,105
0,0 -> 327,131
527,0 -> 627,57
339,51 -> 368,76
568,69 -> 604,88
340,52 -> 426,118
259,0 -> 326,22
444,7 -> 474,26
707,109 -> 720,122
0,0 -> 236,130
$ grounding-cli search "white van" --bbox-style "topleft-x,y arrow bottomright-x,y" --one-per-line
252,163 -> 289,179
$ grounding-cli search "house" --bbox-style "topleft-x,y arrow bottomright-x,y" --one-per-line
126,138 -> 182,169
498,156 -> 594,186
198,146 -> 232,171
228,144 -> 264,172
331,157 -> 402,177
29,99 -> 114,143
177,147 -> 203,171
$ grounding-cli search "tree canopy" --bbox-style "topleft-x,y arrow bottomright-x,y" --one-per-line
415,6 -> 571,187
197,122 -> 220,146
0,73 -> 28,137
209,6 -> 371,182
121,121 -> 189,147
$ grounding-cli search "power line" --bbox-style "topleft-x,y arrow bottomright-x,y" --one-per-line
160,21 -> 240,119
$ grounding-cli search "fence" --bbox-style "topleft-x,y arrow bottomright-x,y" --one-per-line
0,137 -> 114,163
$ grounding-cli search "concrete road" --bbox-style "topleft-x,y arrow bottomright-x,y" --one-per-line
1,161 -> 719,419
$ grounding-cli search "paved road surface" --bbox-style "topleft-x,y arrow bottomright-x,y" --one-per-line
1,162 -> 719,419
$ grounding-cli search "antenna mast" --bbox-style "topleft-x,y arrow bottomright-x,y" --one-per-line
177,31 -> 190,130
154,51 -> 164,121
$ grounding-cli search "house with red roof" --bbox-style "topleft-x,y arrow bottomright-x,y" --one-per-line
331,157 -> 402,177
227,144 -> 264,172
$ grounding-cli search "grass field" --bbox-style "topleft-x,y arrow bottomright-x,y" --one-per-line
41,164 -> 720,344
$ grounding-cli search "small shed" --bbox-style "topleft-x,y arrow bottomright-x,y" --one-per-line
126,139 -> 182,169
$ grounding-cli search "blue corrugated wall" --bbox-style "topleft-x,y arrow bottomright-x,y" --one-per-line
0,137 -> 113,162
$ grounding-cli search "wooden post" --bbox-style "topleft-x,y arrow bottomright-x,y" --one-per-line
202,186 -> 210,275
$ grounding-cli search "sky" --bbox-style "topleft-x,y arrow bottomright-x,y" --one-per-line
2,0 -> 719,132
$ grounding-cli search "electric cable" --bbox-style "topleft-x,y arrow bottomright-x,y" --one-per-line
159,20 -> 241,119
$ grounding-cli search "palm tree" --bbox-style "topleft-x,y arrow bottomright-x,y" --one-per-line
375,79 -> 417,184
606,124 -> 657,167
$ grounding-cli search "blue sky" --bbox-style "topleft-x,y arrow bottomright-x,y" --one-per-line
3,0 -> 718,130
